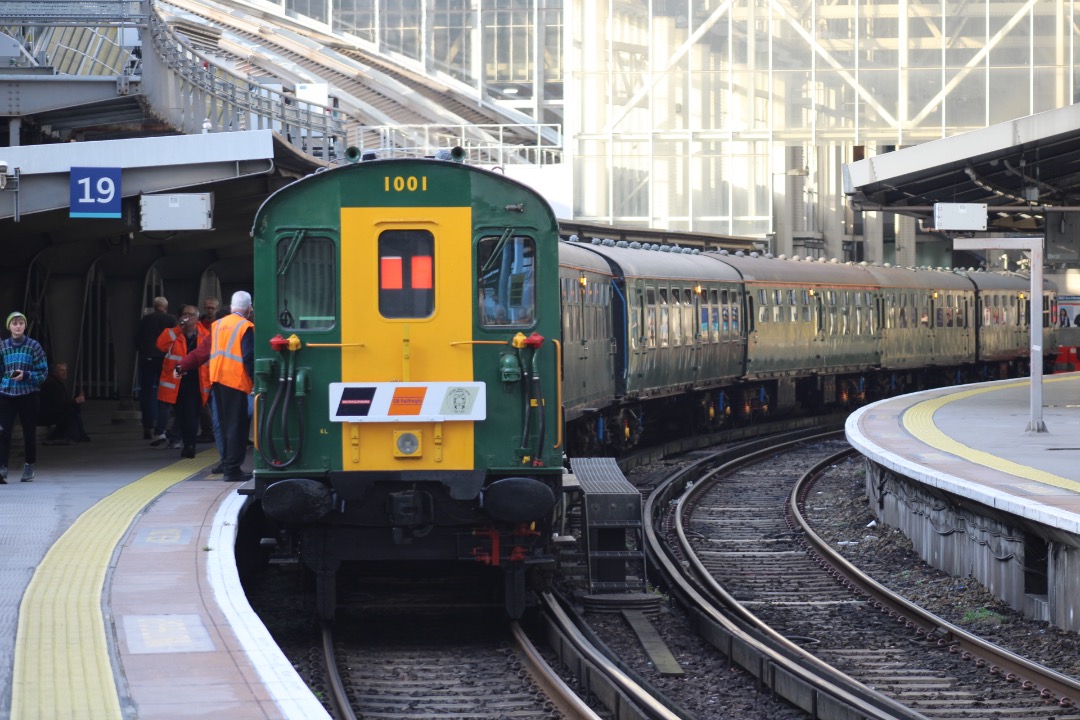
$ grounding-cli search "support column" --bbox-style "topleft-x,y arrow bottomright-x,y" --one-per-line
896,214 -> 917,267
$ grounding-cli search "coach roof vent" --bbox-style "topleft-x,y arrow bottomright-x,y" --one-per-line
629,242 -> 642,249
616,240 -> 629,248
603,238 -> 616,246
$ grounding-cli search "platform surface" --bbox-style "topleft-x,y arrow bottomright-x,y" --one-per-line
0,402 -> 327,719
846,373 -> 1080,533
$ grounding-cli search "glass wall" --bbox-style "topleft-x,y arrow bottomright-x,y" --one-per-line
145,0 -> 1077,254
571,0 -> 1080,250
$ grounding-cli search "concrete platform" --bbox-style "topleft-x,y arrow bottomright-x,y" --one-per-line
846,373 -> 1080,630
0,402 -> 327,719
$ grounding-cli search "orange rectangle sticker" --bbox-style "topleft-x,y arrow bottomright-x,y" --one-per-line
381,256 -> 403,290
411,255 -> 433,290
388,386 -> 427,415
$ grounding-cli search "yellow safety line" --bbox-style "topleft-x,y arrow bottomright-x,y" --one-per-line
10,453 -> 215,720
902,375 -> 1080,492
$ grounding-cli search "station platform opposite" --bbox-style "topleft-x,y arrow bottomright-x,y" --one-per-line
0,401 -> 328,719
846,373 -> 1080,632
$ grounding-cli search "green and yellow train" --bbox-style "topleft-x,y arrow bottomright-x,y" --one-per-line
249,153 -> 565,619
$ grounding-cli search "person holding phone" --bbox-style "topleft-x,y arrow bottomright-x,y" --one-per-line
0,311 -> 48,482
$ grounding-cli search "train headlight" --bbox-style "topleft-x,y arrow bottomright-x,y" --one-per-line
393,430 -> 422,458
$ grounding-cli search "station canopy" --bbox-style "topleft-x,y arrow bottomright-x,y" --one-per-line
843,103 -> 1080,255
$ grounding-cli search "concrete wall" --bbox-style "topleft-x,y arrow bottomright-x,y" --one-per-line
864,460 -> 1080,633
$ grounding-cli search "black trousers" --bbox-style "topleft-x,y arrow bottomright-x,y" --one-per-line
0,393 -> 40,466
174,378 -> 202,449
213,384 -> 250,477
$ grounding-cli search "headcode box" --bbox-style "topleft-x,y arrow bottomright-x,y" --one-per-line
140,193 -> 214,231
934,202 -> 986,231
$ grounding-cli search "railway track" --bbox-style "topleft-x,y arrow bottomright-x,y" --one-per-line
316,607 -> 576,719
649,432 -> 1080,719
307,577 -> 715,720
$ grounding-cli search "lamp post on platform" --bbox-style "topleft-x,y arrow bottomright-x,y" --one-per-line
953,236 -> 1047,433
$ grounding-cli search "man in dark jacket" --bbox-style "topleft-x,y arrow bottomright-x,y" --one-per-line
40,362 -> 89,444
136,297 -> 175,439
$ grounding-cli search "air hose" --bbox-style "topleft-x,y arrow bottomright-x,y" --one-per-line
261,349 -> 305,468
530,347 -> 545,464
518,346 -> 532,452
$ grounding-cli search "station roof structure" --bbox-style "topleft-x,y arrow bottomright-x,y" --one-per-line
843,103 -> 1080,233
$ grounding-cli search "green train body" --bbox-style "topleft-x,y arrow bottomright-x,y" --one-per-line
249,156 -> 564,619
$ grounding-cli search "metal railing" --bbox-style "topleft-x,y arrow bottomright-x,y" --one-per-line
143,8 -> 345,155
354,123 -> 563,165
0,0 -> 143,26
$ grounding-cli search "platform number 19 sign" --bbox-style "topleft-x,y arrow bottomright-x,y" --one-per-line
70,167 -> 122,219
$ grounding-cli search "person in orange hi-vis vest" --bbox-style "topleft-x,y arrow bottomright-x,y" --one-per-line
155,304 -> 211,458
206,291 -> 254,482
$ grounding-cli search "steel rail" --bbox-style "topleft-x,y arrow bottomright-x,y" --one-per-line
792,450 -> 1080,709
540,592 -> 682,720
643,429 -> 931,720
510,619 -> 603,720
321,622 -> 358,720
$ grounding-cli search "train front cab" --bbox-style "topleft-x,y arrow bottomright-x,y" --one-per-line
250,160 -> 564,619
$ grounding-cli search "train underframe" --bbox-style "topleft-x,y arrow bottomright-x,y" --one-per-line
567,358 -> 1031,455
257,473 -> 560,621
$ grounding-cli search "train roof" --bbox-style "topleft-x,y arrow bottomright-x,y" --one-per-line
558,241 -> 616,277
961,270 -> 1056,292
701,251 -> 877,286
858,264 -> 976,291
566,240 -> 743,283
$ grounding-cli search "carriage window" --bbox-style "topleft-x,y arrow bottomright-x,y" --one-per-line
659,289 -> 670,346
561,280 -> 571,341
646,287 -> 657,348
700,294 -> 711,340
477,234 -> 535,327
276,232 -> 336,330
670,291 -> 681,346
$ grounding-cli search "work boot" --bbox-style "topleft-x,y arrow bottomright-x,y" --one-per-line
181,445 -> 196,459
20,463 -> 34,482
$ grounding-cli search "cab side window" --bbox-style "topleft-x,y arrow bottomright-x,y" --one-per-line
276,232 -> 336,330
477,234 -> 536,327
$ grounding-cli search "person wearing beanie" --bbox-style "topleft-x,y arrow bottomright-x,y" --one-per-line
0,312 -> 48,482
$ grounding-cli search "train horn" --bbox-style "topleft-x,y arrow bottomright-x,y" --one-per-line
343,146 -> 362,164
449,146 -> 466,163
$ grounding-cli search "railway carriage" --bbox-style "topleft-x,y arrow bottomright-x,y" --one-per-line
567,240 -> 747,446
702,252 -> 881,411
860,265 -> 977,373
557,241 -> 618,424
250,157 -> 564,619
965,270 -> 1054,366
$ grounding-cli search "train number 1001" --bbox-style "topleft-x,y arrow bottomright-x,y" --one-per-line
384,175 -> 428,192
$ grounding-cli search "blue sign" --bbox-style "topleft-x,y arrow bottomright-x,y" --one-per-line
70,167 -> 122,218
